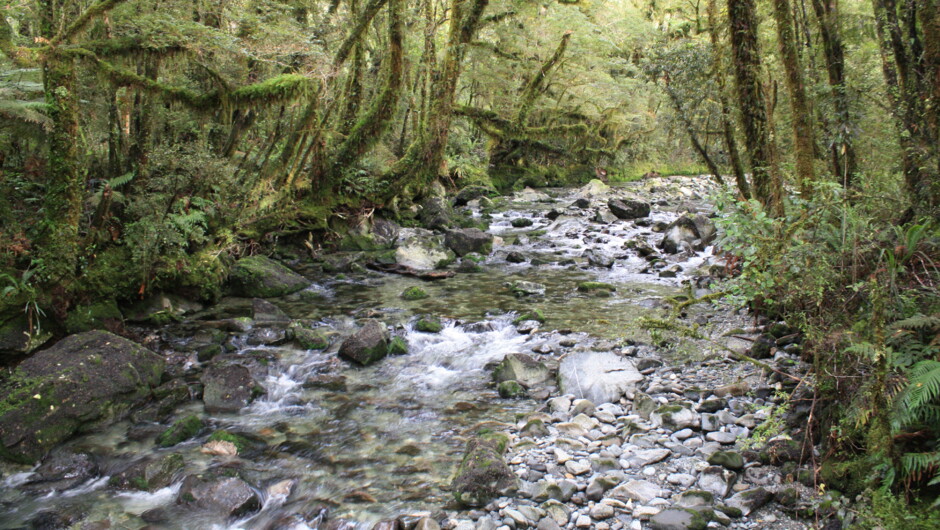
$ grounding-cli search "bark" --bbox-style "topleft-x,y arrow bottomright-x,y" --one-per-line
708,0 -> 751,198
810,0 -> 858,187
773,0 -> 816,196
872,0 -> 940,218
383,0 -> 490,197
728,0 -> 785,216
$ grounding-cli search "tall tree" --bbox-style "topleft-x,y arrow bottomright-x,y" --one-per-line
727,0 -> 785,215
772,0 -> 816,197
811,0 -> 858,188
871,0 -> 939,219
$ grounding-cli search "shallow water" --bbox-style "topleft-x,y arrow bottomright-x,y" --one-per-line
0,178 -> 729,529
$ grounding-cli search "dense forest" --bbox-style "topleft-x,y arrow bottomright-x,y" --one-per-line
0,0 -> 938,528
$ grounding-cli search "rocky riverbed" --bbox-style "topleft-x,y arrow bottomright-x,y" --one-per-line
0,176 -> 822,529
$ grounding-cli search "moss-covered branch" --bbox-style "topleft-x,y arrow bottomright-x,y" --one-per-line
333,0 -> 389,67
53,0 -> 130,45
0,16 -> 39,67
516,31 -> 571,125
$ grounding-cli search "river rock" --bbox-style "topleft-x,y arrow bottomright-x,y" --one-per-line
650,405 -> 699,431
451,436 -> 517,507
178,475 -> 261,517
707,451 -> 745,471
229,256 -> 310,297
558,351 -> 642,404
697,466 -> 736,498
608,198 -> 651,219
576,179 -> 611,198
610,479 -> 668,503
648,508 -> 710,530
492,353 -> 552,387
419,196 -> 455,230
659,214 -> 716,254
585,249 -> 615,268
454,185 -> 493,206
22,451 -> 99,493
339,319 -> 390,365
110,453 -> 184,492
0,313 -> 52,359
396,231 -> 456,270
202,361 -> 258,413
252,298 -> 290,322
725,487 -> 772,516
445,228 -> 494,257
0,331 -> 164,463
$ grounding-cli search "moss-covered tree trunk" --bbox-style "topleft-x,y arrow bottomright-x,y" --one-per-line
872,0 -> 940,219
38,0 -> 83,288
772,0 -> 816,197
811,0 -> 858,188
728,0 -> 784,216
383,0 -> 489,197
708,0 -> 751,199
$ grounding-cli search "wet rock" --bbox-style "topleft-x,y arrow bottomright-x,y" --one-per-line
338,319 -> 390,366
558,351 -> 642,404
455,185 -> 493,206
451,436 -> 517,507
0,331 -> 164,463
492,353 -> 552,388
401,286 -> 429,301
303,374 -> 347,391
0,313 -> 52,359
576,179 -> 611,198
507,281 -> 546,297
290,323 -> 330,350
177,475 -> 261,517
252,298 -> 290,322
572,197 -> 591,208
498,380 -> 527,398
511,217 -> 535,228
608,198 -> 651,219
415,316 -> 444,333
506,251 -> 527,263
396,231 -> 457,270
229,256 -> 310,298
110,453 -> 184,492
445,228 -> 494,257
725,487 -> 772,516
22,451 -> 99,494
246,326 -> 288,346
585,249 -> 615,268
202,360 -> 258,413
659,214 -> 716,254
388,336 -> 409,355
156,415 -> 205,447
26,510 -> 84,529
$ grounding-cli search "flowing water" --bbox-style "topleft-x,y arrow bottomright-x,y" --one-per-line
0,177 -> 731,529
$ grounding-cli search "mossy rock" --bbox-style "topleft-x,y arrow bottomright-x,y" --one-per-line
401,286 -> 429,301
110,453 -> 185,492
497,380 -> 526,398
156,415 -> 205,447
0,331 -> 164,463
451,436 -> 518,507
707,451 -> 745,471
415,317 -> 443,333
387,336 -> 409,355
512,309 -> 546,325
577,281 -> 617,293
228,256 -> 310,298
208,430 -> 255,453
511,218 -> 534,228
0,313 -> 52,359
290,324 -> 329,350
65,300 -> 123,334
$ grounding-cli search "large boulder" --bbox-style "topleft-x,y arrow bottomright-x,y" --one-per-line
445,228 -> 494,257
228,256 -> 310,298
492,353 -> 552,388
451,436 -> 517,507
419,197 -> 455,230
202,361 -> 258,413
575,179 -> 611,199
22,450 -> 100,493
660,214 -> 717,254
338,319 -> 390,366
0,331 -> 164,463
454,185 -> 494,206
177,474 -> 261,517
0,313 -> 52,360
396,230 -> 456,270
558,351 -> 642,405
608,198 -> 651,219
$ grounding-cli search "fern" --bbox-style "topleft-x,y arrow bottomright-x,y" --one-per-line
891,314 -> 940,332
108,172 -> 136,189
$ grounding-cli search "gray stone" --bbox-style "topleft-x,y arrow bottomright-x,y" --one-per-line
610,480 -> 668,504
559,351 -> 642,405
202,360 -> 257,413
492,353 -> 552,388
725,487 -> 772,516
229,255 -> 310,297
650,406 -> 699,431
445,228 -> 494,257
696,466 -> 735,498
396,232 -> 457,270
178,475 -> 261,517
608,198 -> 651,219
338,319 -> 390,366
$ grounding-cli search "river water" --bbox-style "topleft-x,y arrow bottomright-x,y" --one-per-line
0,176 -> 732,529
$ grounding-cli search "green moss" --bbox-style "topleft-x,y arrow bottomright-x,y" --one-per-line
512,309 -> 546,325
416,317 -> 443,333
290,324 -> 329,350
208,430 -> 252,452
401,286 -> 429,301
577,281 -> 616,292
497,380 -> 526,398
387,336 -> 408,355
156,415 -> 204,447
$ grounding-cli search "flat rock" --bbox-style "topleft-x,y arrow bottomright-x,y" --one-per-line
559,351 -> 642,405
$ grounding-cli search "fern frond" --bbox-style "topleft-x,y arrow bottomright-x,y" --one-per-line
891,314 -> 940,332
108,172 -> 136,189
899,452 -> 940,484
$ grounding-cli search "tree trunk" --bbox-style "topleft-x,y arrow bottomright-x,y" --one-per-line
811,0 -> 858,188
37,1 -> 82,289
773,0 -> 816,197
384,0 -> 490,197
728,0 -> 785,215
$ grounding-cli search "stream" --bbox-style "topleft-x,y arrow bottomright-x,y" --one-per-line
0,176 -> 807,529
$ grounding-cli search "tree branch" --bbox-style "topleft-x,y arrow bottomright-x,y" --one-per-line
53,0 -> 131,45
